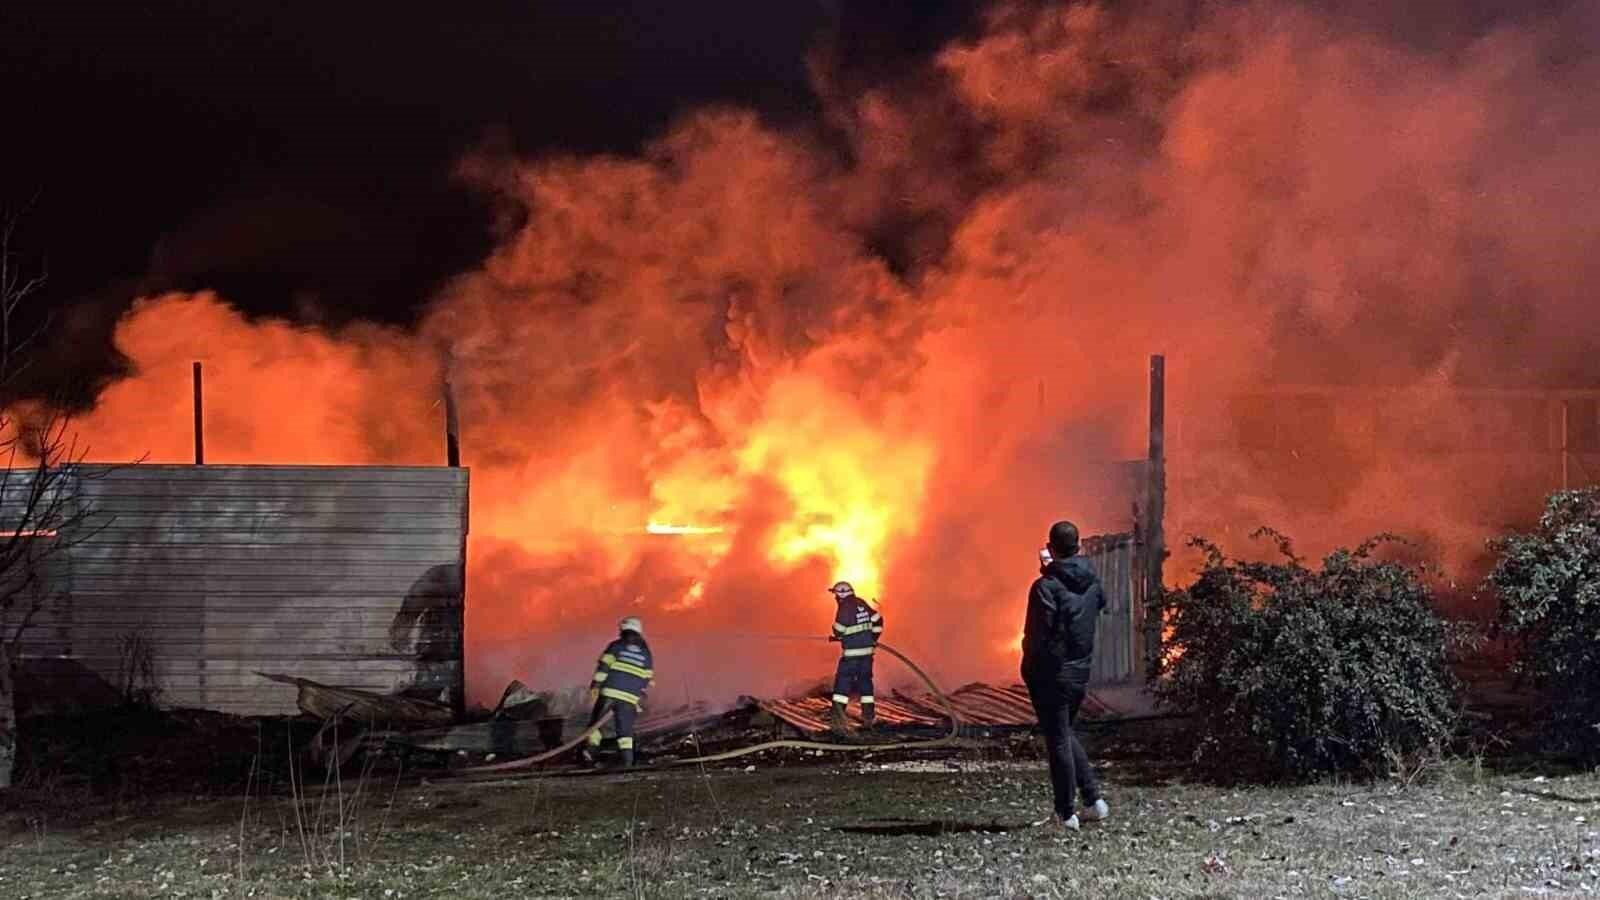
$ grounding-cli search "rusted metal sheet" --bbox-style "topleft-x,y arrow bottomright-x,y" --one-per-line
757,682 -> 1119,735
914,683 -> 1034,725
896,683 -> 1112,727
757,696 -> 943,733
10,464 -> 469,717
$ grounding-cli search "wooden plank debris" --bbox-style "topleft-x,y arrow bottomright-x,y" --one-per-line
256,672 -> 454,726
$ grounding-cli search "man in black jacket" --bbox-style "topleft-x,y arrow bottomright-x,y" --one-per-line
1021,520 -> 1110,830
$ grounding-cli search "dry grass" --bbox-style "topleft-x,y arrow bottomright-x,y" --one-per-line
2,753 -> 1597,898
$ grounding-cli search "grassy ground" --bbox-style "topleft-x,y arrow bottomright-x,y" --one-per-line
3,744 -> 1597,899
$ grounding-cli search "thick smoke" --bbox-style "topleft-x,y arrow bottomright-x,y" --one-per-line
57,0 -> 1600,702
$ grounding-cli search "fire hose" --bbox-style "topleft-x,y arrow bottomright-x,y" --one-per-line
459,707 -> 617,775
664,638 -> 960,767
456,637 -> 960,778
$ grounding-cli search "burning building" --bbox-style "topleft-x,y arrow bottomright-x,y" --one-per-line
9,0 -> 1600,707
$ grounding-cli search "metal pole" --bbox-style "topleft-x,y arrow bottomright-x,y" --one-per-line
442,356 -> 461,468
441,350 -> 465,716
444,387 -> 461,468
192,361 -> 204,465
1144,354 -> 1166,675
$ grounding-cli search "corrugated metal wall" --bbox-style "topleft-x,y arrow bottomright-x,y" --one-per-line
11,464 -> 468,717
1081,532 -> 1138,685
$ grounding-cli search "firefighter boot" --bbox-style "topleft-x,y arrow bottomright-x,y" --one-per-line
620,748 -> 635,769
861,701 -> 877,731
829,700 -> 849,735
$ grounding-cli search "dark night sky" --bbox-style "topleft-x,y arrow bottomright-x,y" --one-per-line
0,0 -> 979,395
4,0 -> 1585,399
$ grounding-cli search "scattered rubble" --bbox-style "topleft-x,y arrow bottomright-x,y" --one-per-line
243,672 -> 1156,770
255,672 -> 453,726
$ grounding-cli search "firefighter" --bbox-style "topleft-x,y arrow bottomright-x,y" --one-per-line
1021,521 -> 1109,830
827,581 -> 883,734
583,616 -> 654,768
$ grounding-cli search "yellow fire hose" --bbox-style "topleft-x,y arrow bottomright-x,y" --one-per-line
459,707 -> 617,775
455,638 -> 960,779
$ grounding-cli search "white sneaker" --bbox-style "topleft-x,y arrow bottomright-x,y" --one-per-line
1030,814 -> 1081,831
1080,799 -> 1110,822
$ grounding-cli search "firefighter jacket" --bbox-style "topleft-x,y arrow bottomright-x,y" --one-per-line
591,636 -> 654,707
832,596 -> 883,657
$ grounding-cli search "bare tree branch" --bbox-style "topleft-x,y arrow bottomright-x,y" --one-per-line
0,200 -> 51,394
0,206 -> 121,657
0,198 -> 124,788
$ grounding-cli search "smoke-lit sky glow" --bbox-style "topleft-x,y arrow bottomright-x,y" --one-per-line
6,0 -> 1599,703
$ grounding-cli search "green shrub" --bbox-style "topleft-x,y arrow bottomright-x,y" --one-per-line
1487,487 -> 1600,757
1152,530 -> 1463,781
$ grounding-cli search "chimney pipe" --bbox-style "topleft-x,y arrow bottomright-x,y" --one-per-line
193,361 -> 204,465
442,351 -> 461,468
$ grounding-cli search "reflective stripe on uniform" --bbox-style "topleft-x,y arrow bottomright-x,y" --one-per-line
587,729 -> 603,747
600,653 -> 617,665
860,695 -> 875,704
609,660 -> 653,679
836,622 -> 874,636
842,646 -> 875,657
600,687 -> 641,705
617,736 -> 634,750
832,622 -> 847,633
591,671 -> 608,683
831,693 -> 850,704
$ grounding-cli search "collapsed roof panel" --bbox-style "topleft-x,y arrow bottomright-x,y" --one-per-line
755,683 -> 1120,735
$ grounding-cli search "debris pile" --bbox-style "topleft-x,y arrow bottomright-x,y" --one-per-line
253,671 -> 1145,769
757,683 -> 1116,735
256,672 -> 454,726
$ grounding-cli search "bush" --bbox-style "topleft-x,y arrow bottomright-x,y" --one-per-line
1487,487 -> 1600,757
1152,530 -> 1463,781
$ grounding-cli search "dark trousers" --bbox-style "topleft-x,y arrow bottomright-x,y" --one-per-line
832,655 -> 875,703
1022,665 -> 1101,819
586,697 -> 639,751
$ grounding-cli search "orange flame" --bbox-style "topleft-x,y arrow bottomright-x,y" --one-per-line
1154,604 -> 1185,671
645,522 -> 725,536
35,1 -> 1600,703
731,373 -> 934,600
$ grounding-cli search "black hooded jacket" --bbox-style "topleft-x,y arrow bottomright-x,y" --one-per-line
1021,556 -> 1105,677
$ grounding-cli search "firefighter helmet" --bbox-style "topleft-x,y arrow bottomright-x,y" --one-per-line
618,616 -> 644,636
829,581 -> 855,598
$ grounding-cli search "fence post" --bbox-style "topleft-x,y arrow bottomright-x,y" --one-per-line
440,350 -> 466,717
1143,354 -> 1166,677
